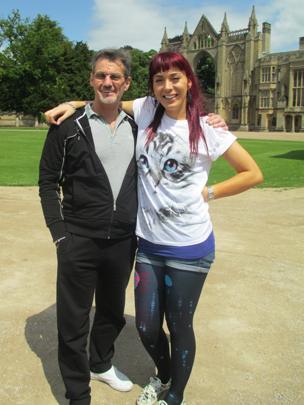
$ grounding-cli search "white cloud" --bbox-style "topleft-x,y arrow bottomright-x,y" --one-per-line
257,0 -> 304,51
88,0 -> 231,51
88,0 -> 304,52
88,0 -> 167,51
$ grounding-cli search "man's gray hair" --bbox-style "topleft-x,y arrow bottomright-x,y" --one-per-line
91,48 -> 132,77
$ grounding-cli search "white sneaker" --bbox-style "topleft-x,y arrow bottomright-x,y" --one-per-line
136,376 -> 171,405
90,365 -> 133,392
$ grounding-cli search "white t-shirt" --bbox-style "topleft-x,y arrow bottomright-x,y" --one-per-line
133,96 -> 236,246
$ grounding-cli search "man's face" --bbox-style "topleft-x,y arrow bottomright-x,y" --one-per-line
90,58 -> 131,105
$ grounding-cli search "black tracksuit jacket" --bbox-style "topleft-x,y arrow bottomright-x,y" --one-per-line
39,108 -> 138,242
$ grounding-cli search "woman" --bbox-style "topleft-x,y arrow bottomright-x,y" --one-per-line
45,51 -> 263,405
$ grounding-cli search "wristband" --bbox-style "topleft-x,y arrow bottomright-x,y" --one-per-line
207,186 -> 215,201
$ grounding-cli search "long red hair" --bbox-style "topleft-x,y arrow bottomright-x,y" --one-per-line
146,51 -> 206,154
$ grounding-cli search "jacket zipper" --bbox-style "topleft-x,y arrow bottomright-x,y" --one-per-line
107,199 -> 117,239
74,115 -> 133,239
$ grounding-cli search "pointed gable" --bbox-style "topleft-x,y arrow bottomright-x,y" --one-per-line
189,15 -> 219,50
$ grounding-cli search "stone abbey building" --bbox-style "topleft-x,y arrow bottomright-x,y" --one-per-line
160,7 -> 304,132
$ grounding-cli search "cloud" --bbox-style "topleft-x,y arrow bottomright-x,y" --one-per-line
88,0 -> 304,52
88,0 -> 231,51
88,0 -> 167,51
257,0 -> 304,51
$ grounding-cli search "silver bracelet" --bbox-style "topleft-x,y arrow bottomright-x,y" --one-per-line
207,186 -> 215,201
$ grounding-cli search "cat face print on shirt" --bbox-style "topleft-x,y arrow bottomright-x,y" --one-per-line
138,131 -> 194,187
137,131 -> 198,225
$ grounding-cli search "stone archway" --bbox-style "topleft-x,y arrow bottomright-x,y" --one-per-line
193,51 -> 216,112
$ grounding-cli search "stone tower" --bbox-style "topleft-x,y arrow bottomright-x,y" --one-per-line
160,7 -> 304,132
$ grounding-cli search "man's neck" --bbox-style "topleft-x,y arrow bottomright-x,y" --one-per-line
91,100 -> 120,128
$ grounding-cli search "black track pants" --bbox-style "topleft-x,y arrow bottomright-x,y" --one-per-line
56,233 -> 136,404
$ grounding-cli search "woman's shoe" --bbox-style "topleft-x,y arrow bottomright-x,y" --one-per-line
136,376 -> 171,405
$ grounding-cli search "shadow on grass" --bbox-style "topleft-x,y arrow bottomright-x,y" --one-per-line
271,150 -> 304,160
25,304 -> 154,404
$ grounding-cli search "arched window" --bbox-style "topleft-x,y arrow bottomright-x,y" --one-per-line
195,51 -> 215,95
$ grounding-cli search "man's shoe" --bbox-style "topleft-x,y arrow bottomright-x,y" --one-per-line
136,376 -> 171,405
90,366 -> 133,392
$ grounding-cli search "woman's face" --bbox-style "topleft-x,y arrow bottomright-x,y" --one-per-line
152,67 -> 192,120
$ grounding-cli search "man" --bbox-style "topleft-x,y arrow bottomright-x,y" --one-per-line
39,49 -> 137,405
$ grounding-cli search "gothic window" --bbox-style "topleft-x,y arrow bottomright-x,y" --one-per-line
271,66 -> 276,82
260,90 -> 270,108
261,66 -> 276,83
292,70 -> 304,107
277,68 -> 281,82
261,66 -> 271,82
231,46 -> 241,63
231,64 -> 243,95
226,46 -> 244,97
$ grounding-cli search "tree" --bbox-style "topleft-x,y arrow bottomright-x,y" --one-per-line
196,52 -> 215,95
122,47 -> 156,100
0,10 -> 93,120
60,41 -> 94,101
0,10 -> 30,114
0,11 -> 156,120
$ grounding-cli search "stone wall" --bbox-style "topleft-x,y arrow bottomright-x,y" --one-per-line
0,112 -> 46,128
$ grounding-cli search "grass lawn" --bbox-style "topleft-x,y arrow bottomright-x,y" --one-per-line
0,128 -> 47,186
0,128 -> 303,187
209,138 -> 304,188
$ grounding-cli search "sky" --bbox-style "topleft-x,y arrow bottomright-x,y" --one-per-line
1,0 -> 304,53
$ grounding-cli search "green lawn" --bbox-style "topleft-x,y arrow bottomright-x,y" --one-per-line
209,138 -> 304,188
0,128 -> 47,186
0,128 -> 303,187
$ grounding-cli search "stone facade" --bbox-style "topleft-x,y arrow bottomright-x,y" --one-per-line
160,7 -> 304,132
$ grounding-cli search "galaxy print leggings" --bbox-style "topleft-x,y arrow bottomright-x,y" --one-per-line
135,261 -> 208,405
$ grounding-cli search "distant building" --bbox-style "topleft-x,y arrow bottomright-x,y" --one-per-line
160,6 -> 304,132
0,112 -> 38,127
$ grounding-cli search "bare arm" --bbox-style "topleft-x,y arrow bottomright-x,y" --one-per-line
44,100 -> 135,125
121,100 -> 134,116
44,101 -> 86,125
202,141 -> 263,201
44,99 -> 228,131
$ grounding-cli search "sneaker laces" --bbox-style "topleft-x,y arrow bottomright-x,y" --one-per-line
137,376 -> 163,402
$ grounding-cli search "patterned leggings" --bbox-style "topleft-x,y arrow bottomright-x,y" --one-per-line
135,261 -> 208,405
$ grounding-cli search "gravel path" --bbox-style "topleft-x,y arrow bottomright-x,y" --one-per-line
0,187 -> 303,404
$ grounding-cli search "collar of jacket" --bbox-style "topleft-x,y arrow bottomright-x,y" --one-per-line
73,107 -> 137,143
73,108 -> 95,146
